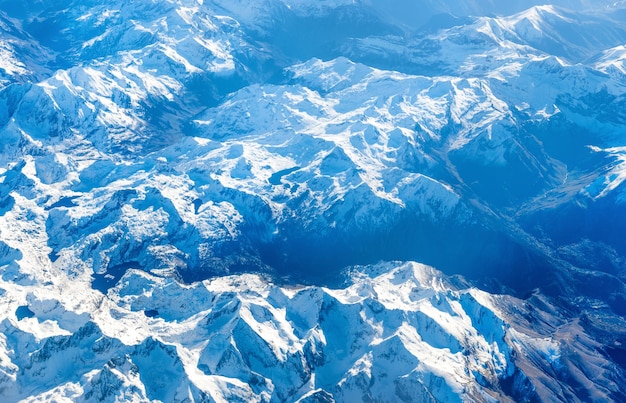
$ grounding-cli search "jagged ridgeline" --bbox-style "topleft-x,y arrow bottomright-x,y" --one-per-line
1,0 -> 626,401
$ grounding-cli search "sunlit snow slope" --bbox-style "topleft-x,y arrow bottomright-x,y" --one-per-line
1,0 -> 626,401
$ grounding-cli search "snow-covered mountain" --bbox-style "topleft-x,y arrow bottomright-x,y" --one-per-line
2,262 -> 624,402
1,0 -> 626,401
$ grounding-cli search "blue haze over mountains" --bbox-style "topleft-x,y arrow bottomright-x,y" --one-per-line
1,0 -> 626,401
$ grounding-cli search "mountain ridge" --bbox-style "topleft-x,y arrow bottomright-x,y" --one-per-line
3,262 -> 624,402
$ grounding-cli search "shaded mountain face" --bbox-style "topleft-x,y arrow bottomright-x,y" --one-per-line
1,0 -> 626,401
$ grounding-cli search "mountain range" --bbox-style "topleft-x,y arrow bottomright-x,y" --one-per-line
1,0 -> 626,401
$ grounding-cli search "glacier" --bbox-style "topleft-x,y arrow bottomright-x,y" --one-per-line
1,0 -> 626,401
